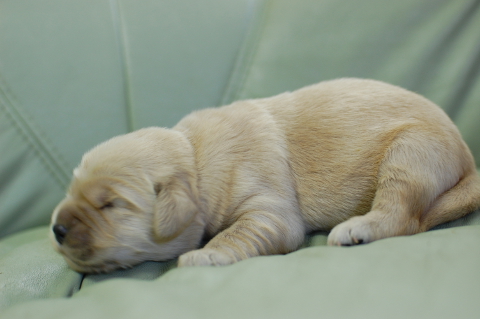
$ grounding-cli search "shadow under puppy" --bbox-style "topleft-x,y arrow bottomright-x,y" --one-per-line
50,78 -> 480,273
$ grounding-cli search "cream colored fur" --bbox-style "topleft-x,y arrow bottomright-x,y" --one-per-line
50,78 -> 480,273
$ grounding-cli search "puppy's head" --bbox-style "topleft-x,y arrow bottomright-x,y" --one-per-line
50,127 -> 204,273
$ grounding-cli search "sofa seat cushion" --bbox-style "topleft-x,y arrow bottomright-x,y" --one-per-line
0,227 -> 82,310
1,212 -> 479,318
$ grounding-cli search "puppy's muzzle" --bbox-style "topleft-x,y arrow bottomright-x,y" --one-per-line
52,205 -> 94,255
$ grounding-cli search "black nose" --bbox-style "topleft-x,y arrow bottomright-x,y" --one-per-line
53,224 -> 68,245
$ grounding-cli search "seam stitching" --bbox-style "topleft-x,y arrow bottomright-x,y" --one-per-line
0,74 -> 70,189
219,0 -> 270,105
109,0 -> 135,132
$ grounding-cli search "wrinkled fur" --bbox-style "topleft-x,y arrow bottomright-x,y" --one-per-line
50,78 -> 480,273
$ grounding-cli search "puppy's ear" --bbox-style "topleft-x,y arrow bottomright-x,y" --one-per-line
153,174 -> 198,241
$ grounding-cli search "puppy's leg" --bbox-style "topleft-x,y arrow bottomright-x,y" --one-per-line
328,132 -> 465,246
178,210 -> 304,266
419,172 -> 480,231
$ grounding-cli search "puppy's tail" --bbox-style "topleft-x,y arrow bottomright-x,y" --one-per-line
420,171 -> 480,231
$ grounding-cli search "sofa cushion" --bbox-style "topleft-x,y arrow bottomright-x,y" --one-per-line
0,227 -> 82,310
1,224 -> 480,319
1,209 -> 478,315
1,0 -> 480,317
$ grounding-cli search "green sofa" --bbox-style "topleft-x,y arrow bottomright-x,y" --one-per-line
1,1 -> 480,318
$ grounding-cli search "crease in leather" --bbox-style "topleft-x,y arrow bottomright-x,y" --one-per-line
446,39 -> 480,121
109,0 -> 136,132
219,0 -> 270,105
0,75 -> 70,189
0,147 -> 28,197
0,187 -> 47,236
410,0 -> 480,120
77,274 -> 86,293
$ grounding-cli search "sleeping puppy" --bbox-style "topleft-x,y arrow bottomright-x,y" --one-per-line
50,78 -> 480,273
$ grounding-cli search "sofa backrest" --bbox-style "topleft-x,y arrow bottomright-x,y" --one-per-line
1,0 -> 479,237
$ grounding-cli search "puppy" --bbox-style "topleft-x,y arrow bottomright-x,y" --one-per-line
50,78 -> 480,273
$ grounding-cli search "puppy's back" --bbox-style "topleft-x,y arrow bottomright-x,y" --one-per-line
175,78 -> 477,232
262,78 -> 476,230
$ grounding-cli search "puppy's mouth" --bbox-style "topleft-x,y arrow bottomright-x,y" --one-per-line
63,256 -> 135,274
50,235 -> 122,274
52,236 -> 153,274
55,247 -> 136,275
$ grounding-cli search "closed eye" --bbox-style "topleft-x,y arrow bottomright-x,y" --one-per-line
100,202 -> 114,210
154,183 -> 162,196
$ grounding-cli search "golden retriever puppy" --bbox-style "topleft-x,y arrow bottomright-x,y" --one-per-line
50,78 -> 480,273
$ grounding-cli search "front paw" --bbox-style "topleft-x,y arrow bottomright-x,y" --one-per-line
178,248 -> 236,267
327,216 -> 374,246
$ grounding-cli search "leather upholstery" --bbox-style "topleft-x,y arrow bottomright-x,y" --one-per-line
1,0 -> 479,317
